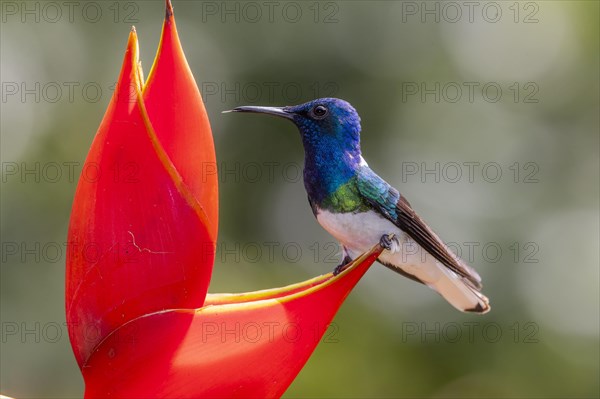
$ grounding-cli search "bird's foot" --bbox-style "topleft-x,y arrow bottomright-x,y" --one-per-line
333,255 -> 353,276
380,233 -> 399,253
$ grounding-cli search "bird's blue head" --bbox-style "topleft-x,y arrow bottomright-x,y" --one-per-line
228,98 -> 364,201
285,98 -> 362,154
230,97 -> 362,162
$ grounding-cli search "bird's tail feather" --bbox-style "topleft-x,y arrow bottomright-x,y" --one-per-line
430,268 -> 490,313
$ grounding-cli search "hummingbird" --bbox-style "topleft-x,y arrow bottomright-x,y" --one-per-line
226,98 -> 490,313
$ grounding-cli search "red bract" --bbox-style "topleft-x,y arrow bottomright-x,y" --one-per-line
83,246 -> 382,397
142,2 -> 218,240
66,1 -> 382,397
65,25 -> 215,368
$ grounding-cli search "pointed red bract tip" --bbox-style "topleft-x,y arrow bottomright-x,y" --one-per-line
165,0 -> 174,20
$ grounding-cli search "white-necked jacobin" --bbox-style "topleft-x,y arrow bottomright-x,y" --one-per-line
226,98 -> 490,313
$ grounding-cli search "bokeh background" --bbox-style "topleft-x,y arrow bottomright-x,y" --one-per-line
1,0 -> 598,397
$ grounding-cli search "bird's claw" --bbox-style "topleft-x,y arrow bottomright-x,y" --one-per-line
333,255 -> 353,276
379,233 -> 397,251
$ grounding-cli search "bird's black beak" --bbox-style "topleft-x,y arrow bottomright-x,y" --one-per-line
222,106 -> 295,120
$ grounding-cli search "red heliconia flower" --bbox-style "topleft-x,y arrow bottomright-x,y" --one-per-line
66,1 -> 383,397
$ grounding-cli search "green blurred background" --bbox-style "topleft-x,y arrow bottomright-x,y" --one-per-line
1,0 -> 598,397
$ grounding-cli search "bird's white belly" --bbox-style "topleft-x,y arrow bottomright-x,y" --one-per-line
316,209 -> 443,283
316,209 -> 397,254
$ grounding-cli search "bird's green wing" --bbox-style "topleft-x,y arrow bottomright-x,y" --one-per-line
356,166 -> 482,289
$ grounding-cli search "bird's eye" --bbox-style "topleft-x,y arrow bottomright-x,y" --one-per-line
311,105 -> 328,119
